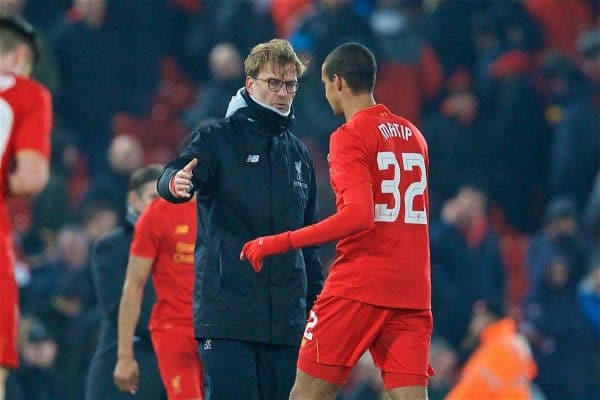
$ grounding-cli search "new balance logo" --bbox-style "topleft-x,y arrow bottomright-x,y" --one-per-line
246,154 -> 260,163
174,225 -> 189,234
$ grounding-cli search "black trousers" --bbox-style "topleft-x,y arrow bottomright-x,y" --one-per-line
198,339 -> 298,400
85,324 -> 165,400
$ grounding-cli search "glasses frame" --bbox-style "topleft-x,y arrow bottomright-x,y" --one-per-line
254,78 -> 300,94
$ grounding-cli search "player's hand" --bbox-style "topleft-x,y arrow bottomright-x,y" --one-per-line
240,232 -> 292,272
170,158 -> 197,198
113,356 -> 140,394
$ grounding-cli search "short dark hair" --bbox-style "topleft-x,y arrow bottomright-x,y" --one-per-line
128,164 -> 163,194
323,42 -> 376,94
0,15 -> 40,65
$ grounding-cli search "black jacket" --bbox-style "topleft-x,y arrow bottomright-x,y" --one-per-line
158,89 -> 323,345
90,214 -> 155,340
87,214 -> 164,399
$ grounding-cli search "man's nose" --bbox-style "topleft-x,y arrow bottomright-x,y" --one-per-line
276,84 -> 289,95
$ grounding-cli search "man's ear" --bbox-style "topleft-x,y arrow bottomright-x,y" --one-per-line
333,74 -> 343,92
245,76 -> 254,94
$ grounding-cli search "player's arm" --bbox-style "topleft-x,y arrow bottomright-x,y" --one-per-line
8,150 -> 49,195
302,158 -> 324,313
113,255 -> 153,394
242,184 -> 374,271
242,130 -> 374,271
9,85 -> 52,196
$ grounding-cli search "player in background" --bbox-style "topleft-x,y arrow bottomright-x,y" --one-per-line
0,15 -> 52,400
242,43 -> 433,400
85,165 -> 165,400
113,193 -> 202,399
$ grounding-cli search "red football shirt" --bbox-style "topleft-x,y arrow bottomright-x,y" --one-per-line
130,198 -> 197,335
321,104 -> 431,309
0,74 -> 52,272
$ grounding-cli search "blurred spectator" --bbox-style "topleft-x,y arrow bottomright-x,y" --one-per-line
6,318 -> 61,400
422,71 -> 489,218
578,252 -> 600,334
290,0 -> 376,71
522,254 -> 599,400
270,0 -> 312,37
83,134 -> 144,222
371,0 -> 443,124
427,337 -> 458,400
483,49 -> 550,232
30,128 -> 79,232
577,28 -> 600,85
430,186 -> 505,353
51,0 -> 130,173
583,172 -> 600,244
576,253 -> 600,398
17,229 -> 59,319
447,301 -> 537,400
527,197 -> 591,296
525,0 -> 594,56
211,0 -> 275,58
183,42 -> 244,128
46,225 -> 96,400
541,53 -> 600,210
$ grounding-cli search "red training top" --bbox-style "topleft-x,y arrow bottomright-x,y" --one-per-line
130,198 -> 197,335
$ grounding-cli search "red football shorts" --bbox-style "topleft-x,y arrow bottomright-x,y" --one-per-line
0,267 -> 19,369
297,293 -> 434,390
151,329 -> 204,399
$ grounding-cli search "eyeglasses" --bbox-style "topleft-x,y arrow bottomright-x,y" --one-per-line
254,78 -> 300,93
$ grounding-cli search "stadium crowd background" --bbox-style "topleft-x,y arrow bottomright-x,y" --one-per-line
2,0 -> 599,398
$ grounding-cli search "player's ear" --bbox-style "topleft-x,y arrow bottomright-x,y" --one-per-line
333,74 -> 343,92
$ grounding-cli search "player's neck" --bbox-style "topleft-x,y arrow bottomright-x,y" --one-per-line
343,94 -> 376,122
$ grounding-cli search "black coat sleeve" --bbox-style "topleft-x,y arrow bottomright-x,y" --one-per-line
302,159 -> 324,314
158,126 -> 219,203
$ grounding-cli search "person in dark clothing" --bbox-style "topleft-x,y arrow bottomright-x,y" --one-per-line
157,39 -> 324,400
85,165 -> 165,400
430,186 -> 505,355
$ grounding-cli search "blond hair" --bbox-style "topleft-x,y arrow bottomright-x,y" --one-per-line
244,39 -> 306,78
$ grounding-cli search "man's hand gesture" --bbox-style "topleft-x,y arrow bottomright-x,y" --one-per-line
240,232 -> 292,272
170,158 -> 197,198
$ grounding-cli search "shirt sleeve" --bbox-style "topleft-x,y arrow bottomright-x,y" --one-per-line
328,127 -> 371,193
14,85 -> 52,158
130,202 -> 161,259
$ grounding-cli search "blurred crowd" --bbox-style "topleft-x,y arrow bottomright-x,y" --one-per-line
1,0 -> 599,399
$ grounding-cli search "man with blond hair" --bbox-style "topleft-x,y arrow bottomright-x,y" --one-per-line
158,39 -> 323,400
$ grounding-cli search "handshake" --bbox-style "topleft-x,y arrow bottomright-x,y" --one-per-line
240,231 -> 292,272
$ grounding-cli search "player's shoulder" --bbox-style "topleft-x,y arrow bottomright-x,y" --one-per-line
331,123 -> 367,148
0,74 -> 50,108
146,197 -> 174,213
4,74 -> 48,95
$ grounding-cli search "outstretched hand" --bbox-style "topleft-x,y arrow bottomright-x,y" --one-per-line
170,158 -> 197,198
240,232 -> 293,272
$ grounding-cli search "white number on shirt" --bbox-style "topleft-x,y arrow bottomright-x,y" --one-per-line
303,310 -> 318,341
374,151 -> 427,224
0,98 -> 14,160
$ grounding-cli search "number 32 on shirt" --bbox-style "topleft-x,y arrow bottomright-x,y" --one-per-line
375,151 -> 427,224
